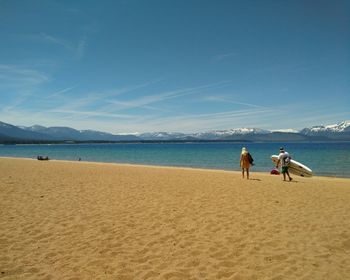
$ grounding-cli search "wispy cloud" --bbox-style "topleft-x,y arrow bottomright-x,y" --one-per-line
137,108 -> 277,132
0,64 -> 51,114
46,86 -> 77,99
0,64 -> 49,88
95,107 -> 278,133
214,52 -> 238,61
103,81 -> 232,112
41,33 -> 87,59
0,72 -> 303,133
104,88 -> 196,111
277,104 -> 350,128
253,62 -> 312,74
24,81 -> 235,128
41,33 -> 73,49
204,96 -> 265,108
47,109 -> 136,120
76,39 -> 86,59
46,81 -> 230,122
50,79 -> 163,114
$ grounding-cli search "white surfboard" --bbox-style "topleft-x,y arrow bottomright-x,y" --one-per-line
271,155 -> 313,177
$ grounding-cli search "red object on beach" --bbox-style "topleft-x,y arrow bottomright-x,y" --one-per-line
270,168 -> 280,175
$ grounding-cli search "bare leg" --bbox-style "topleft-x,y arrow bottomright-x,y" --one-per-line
246,169 -> 249,180
242,168 -> 245,178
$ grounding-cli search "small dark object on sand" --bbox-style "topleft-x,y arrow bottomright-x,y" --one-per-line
37,156 -> 49,161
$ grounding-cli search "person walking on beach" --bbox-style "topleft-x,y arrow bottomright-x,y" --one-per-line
240,147 -> 253,179
276,147 -> 293,181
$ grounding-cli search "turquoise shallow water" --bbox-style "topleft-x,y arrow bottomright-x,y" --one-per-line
1,142 -> 349,178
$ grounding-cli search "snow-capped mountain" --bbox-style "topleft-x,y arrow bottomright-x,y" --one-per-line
25,126 -> 83,140
137,128 -> 271,140
193,128 -> 270,140
24,125 -> 140,141
300,120 -> 350,136
271,129 -> 299,133
1,120 -> 350,143
79,130 -> 140,141
138,132 -> 189,140
0,121 -> 53,140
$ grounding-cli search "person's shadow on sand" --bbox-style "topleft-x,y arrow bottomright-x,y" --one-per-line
284,180 -> 298,183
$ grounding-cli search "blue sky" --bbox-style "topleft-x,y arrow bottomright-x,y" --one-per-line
0,0 -> 349,133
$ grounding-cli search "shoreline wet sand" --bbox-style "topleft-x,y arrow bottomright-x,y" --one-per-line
1,157 -> 350,279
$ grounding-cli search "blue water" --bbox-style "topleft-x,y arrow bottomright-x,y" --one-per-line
1,142 -> 349,178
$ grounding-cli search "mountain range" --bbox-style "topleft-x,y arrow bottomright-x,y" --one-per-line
1,120 -> 350,143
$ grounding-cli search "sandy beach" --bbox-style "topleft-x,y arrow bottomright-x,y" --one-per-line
1,157 -> 350,280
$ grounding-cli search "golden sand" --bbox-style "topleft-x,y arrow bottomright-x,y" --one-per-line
1,157 -> 350,280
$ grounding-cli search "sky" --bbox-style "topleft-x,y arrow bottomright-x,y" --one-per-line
0,0 -> 349,133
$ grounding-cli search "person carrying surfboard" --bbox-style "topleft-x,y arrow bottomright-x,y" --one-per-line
276,147 -> 293,181
240,147 -> 253,180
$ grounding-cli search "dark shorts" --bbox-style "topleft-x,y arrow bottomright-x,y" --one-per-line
281,166 -> 289,173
